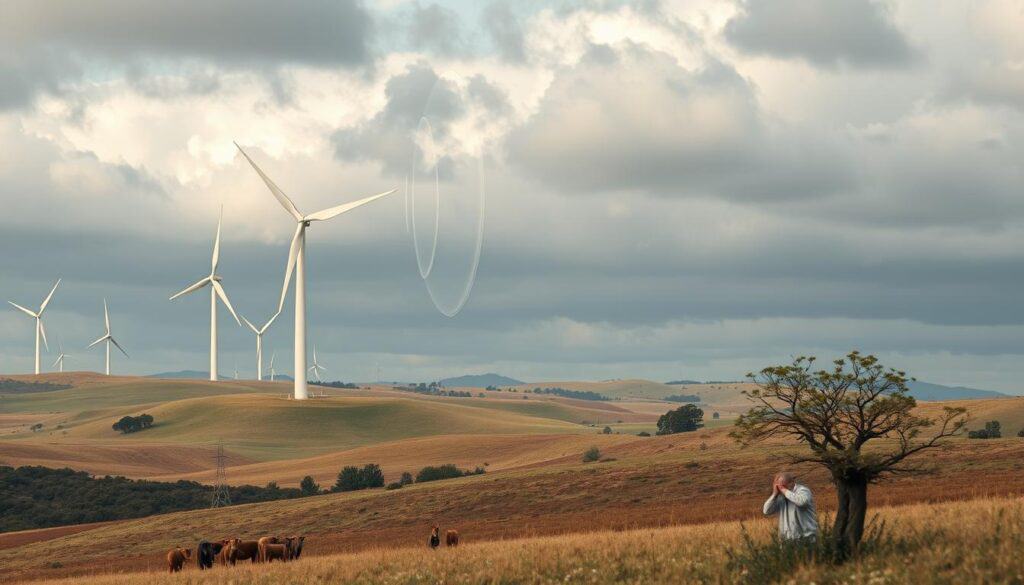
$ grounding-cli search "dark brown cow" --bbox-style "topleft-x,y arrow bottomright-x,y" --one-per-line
262,538 -> 292,563
429,526 -> 440,549
225,538 -> 260,564
166,547 -> 192,573
197,540 -> 224,570
257,536 -> 281,563
287,535 -> 306,560
445,529 -> 460,547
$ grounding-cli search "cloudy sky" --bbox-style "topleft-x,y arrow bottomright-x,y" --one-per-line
1,0 -> 1023,392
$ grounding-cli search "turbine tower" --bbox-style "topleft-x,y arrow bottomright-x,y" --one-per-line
87,299 -> 127,375
308,345 -> 326,382
241,311 -> 280,381
52,340 -> 68,373
267,351 -> 277,381
170,210 -> 241,381
235,143 -> 397,399
8,279 -> 60,375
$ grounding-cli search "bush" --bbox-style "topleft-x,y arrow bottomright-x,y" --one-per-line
385,482 -> 403,490
637,431 -> 651,437
332,464 -> 385,492
1018,429 -> 1024,438
415,464 -> 484,483
602,426 -> 613,434
300,475 -> 320,496
111,414 -> 154,434
656,404 -> 704,435
713,412 -> 720,420
968,420 -> 1002,439
582,446 -> 601,463
399,472 -> 414,486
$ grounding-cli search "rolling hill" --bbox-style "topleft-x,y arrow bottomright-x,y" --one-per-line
439,373 -> 524,388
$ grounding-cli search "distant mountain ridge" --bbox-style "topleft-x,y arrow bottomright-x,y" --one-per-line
440,373 -> 524,388
906,381 -> 1008,401
666,379 -> 702,385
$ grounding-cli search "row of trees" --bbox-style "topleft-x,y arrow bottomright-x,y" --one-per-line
664,394 -> 701,403
112,414 -> 154,434
657,404 -> 704,435
531,387 -> 609,401
316,462 -> 487,494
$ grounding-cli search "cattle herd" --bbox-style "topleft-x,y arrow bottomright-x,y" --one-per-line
166,526 -> 461,573
166,535 -> 306,573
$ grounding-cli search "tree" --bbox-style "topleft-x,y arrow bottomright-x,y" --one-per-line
333,466 -> 363,492
712,412 -> 720,420
300,475 -> 320,496
731,351 -> 966,558
656,404 -> 704,435
968,420 -> 1001,439
399,472 -> 414,486
361,464 -> 385,488
138,414 -> 154,428
1018,429 -> 1024,438
582,446 -> 601,462
602,426 -> 613,434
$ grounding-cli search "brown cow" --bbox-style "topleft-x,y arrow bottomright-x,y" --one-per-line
262,538 -> 292,563
257,536 -> 281,563
166,547 -> 192,573
225,538 -> 260,564
445,529 -> 460,547
429,526 -> 440,549
287,535 -> 306,560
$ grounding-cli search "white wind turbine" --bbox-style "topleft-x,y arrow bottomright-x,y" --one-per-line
308,345 -> 326,383
8,279 -> 60,375
241,311 -> 280,381
169,210 -> 241,381
52,340 -> 69,373
235,143 -> 397,399
87,299 -> 128,375
267,351 -> 277,381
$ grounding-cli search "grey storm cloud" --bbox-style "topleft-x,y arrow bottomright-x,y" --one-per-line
0,48 -> 81,110
407,2 -> 469,57
482,2 -> 526,63
724,0 -> 916,68
506,44 -> 854,201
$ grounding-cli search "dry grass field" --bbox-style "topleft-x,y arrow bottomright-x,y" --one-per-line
13,498 -> 1024,584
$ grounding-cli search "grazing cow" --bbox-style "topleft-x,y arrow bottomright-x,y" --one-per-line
287,535 -> 306,560
166,547 -> 192,573
445,529 -> 460,547
429,526 -> 440,549
262,539 -> 292,563
215,540 -> 232,565
197,541 -> 224,570
257,536 -> 281,563
225,538 -> 260,564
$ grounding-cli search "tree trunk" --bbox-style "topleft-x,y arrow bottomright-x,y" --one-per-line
832,473 -> 869,560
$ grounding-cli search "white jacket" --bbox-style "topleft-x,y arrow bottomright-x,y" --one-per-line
763,484 -> 819,540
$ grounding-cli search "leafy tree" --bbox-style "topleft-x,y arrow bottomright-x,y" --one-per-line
582,446 -> 601,462
300,475 -> 320,496
968,421 -> 1001,439
361,464 -> 385,488
731,351 -> 966,557
602,426 -> 613,434
656,404 -> 704,435
333,466 -> 364,492
399,472 -> 414,486
415,464 -> 482,483
1018,429 -> 1024,438
713,412 -> 720,420
138,414 -> 154,428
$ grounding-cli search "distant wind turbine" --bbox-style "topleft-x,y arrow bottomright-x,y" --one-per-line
267,351 -> 277,381
233,361 -> 239,380
308,345 -> 326,383
241,311 -> 280,381
52,340 -> 68,373
235,143 -> 397,399
169,209 -> 241,381
87,299 -> 127,375
8,279 -> 60,375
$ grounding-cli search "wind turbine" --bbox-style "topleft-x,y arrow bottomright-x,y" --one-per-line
8,279 -> 60,375
87,299 -> 128,375
169,209 -> 241,381
52,340 -> 68,373
308,345 -> 326,383
235,143 -> 397,399
233,361 -> 239,380
241,311 -> 280,381
267,351 -> 277,381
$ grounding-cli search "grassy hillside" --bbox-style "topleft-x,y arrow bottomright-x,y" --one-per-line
17,498 -> 1024,585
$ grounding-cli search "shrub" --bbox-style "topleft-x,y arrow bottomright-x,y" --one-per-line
582,446 -> 601,463
332,464 -> 385,492
968,421 -> 1002,439
111,414 -> 155,434
300,475 -> 320,496
657,404 -> 704,435
1018,429 -> 1024,438
637,431 -> 651,437
602,426 -> 613,434
385,482 -> 403,490
399,472 -> 414,486
415,464 -> 484,483
713,412 -> 720,420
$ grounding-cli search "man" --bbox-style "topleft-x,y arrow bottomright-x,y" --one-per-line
763,471 -> 818,540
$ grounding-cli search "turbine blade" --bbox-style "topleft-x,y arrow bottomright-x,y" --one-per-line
277,224 -> 303,313
39,319 -> 48,351
8,301 -> 37,318
305,189 -> 398,222
234,142 -> 303,221
109,337 -> 129,357
169,277 -> 211,301
212,280 -> 241,326
39,278 -> 61,313
261,310 -> 281,334
88,334 -> 109,349
211,208 -> 222,274
103,299 -> 110,334
52,354 -> 62,368
241,315 -> 259,334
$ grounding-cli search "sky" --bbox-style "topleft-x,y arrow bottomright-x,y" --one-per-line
1,0 -> 1023,392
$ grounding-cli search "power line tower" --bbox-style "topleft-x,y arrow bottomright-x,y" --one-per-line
210,441 -> 231,508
